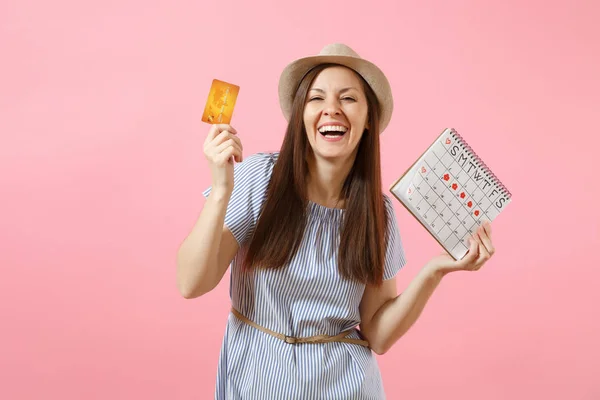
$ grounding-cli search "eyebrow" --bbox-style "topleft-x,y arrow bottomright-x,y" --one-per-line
309,87 -> 358,94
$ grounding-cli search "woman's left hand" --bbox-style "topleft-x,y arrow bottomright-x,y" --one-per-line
425,221 -> 495,277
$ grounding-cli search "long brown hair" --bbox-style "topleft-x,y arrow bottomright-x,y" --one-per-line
243,63 -> 389,286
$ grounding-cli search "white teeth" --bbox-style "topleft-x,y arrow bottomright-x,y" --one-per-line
318,125 -> 348,133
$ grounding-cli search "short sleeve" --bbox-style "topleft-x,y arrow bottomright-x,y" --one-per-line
383,194 -> 408,280
202,152 -> 276,247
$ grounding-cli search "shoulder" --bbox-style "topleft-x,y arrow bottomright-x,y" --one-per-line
382,193 -> 402,233
382,193 -> 396,217
237,151 -> 280,171
383,193 -> 393,206
231,151 -> 280,189
234,151 -> 279,177
239,151 -> 278,167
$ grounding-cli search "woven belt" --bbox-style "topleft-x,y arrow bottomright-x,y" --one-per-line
231,307 -> 370,348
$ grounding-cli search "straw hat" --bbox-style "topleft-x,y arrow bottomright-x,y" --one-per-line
278,43 -> 394,133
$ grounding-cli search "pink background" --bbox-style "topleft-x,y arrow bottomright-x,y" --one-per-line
2,0 -> 599,398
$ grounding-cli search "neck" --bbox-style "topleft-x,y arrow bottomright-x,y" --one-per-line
306,152 -> 355,208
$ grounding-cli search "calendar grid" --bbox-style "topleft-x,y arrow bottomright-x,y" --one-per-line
413,152 -> 467,256
430,149 -> 472,254
438,141 -> 491,250
405,131 -> 506,256
390,128 -> 512,260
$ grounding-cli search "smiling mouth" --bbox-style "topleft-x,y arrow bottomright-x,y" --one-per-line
318,125 -> 348,137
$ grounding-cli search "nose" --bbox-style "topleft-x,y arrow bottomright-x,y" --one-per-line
323,97 -> 341,116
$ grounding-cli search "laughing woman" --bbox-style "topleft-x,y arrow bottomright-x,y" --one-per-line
177,43 -> 495,399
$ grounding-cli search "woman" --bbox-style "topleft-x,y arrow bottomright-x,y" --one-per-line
177,43 -> 495,399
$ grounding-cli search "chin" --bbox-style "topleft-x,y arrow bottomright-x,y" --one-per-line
307,130 -> 358,161
312,147 -> 353,161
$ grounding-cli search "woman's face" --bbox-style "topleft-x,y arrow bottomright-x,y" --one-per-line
303,66 -> 369,162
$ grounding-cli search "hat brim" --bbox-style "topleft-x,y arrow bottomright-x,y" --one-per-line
278,54 -> 393,134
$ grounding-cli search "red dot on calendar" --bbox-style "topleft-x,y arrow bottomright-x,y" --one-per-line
460,192 -> 466,198
467,201 -> 473,207
443,174 -> 450,181
452,183 -> 458,190
445,138 -> 451,145
421,166 -> 427,173
474,210 -> 480,216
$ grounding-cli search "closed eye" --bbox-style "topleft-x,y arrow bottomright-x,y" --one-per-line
308,97 -> 356,102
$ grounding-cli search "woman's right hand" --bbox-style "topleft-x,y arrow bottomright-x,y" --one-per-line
203,124 -> 243,196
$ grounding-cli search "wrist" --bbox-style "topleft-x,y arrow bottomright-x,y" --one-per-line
422,262 -> 447,281
209,187 -> 232,202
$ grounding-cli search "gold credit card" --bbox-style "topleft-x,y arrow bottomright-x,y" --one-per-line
201,79 -> 240,125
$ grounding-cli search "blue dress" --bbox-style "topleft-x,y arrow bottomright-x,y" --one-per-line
203,152 -> 407,399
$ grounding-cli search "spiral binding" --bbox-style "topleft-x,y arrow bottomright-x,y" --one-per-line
449,128 -> 511,199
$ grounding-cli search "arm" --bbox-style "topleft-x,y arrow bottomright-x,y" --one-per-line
359,267 -> 443,355
176,123 -> 243,299
176,190 -> 240,299
360,222 -> 495,354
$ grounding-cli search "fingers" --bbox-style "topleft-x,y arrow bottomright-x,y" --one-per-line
204,124 -> 244,164
482,220 -> 492,237
215,138 -> 243,162
206,126 -> 242,149
471,224 -> 493,270
472,238 -> 489,270
457,237 -> 479,269
215,137 -> 242,154
214,129 -> 243,150
220,145 -> 243,164
478,221 -> 495,256
206,124 -> 237,141
447,221 -> 496,274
